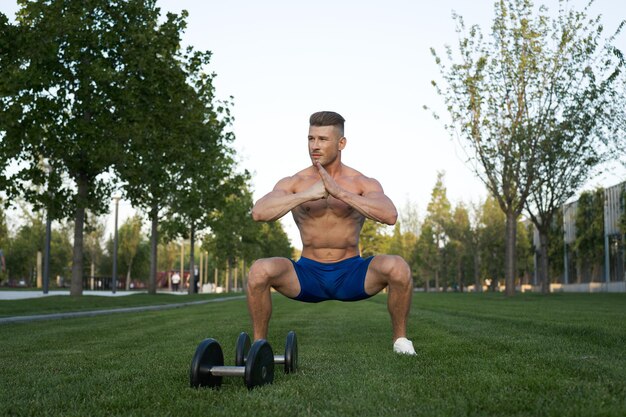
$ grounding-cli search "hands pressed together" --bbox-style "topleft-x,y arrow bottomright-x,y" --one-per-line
309,162 -> 343,201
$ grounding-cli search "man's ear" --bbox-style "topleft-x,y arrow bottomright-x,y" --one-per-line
338,136 -> 347,151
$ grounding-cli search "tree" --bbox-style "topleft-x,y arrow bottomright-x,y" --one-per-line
204,185 -> 261,291
118,215 -> 143,290
0,202 -> 8,282
546,207 -> 564,282
144,43 -> 242,295
396,202 -> 420,284
256,222 -> 293,260
422,172 -> 451,291
430,0 -> 623,295
400,200 -> 421,238
176,111 -> 242,294
0,0 -> 171,296
130,240 -> 151,287
477,196 -> 506,291
446,203 -> 473,291
573,188 -> 605,282
516,219 -> 534,286
468,202 -> 484,291
168,147 -> 244,295
84,215 -> 105,280
5,214 -> 44,284
413,222 -> 437,290
520,2 -> 624,293
359,219 -> 390,258
157,240 -> 179,288
114,7 -> 223,295
50,223 -> 73,285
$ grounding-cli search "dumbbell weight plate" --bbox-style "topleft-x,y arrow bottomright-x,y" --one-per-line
236,331 -> 298,373
189,338 -> 223,388
235,332 -> 251,367
245,339 -> 274,389
284,330 -> 298,374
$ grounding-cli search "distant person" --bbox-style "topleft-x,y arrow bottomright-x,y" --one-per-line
193,266 -> 199,293
171,272 -> 181,292
247,111 -> 415,355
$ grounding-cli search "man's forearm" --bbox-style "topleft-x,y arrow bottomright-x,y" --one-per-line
251,192 -> 312,222
335,190 -> 398,225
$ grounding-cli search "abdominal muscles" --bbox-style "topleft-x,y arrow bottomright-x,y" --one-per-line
293,198 -> 365,262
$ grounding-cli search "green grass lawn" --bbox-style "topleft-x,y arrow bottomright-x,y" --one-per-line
1,292 -> 625,417
0,292 -> 243,318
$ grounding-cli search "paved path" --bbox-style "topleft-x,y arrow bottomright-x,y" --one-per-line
0,295 -> 246,324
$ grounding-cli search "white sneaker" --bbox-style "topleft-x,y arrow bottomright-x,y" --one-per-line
393,337 -> 416,355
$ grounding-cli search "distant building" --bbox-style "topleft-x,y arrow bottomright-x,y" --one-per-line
558,181 -> 625,291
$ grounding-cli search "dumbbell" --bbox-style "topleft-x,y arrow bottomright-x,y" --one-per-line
189,338 -> 274,390
235,331 -> 298,374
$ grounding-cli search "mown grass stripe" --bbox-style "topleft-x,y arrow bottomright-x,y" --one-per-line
0,295 -> 246,324
0,292 -> 245,317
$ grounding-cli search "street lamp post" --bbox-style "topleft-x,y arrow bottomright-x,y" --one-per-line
112,195 -> 121,294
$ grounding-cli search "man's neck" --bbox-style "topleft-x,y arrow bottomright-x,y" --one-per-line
322,159 -> 343,177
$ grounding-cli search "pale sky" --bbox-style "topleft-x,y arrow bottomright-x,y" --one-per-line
2,1 -> 625,249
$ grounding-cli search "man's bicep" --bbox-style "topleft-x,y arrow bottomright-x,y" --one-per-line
360,177 -> 386,198
256,177 -> 295,203
271,176 -> 297,195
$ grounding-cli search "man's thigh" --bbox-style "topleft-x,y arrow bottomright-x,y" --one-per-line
363,254 -> 401,295
253,257 -> 301,298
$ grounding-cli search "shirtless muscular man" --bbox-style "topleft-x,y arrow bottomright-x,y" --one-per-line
247,111 -> 415,355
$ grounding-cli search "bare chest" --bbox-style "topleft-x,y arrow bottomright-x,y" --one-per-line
295,177 -> 363,221
295,195 -> 355,220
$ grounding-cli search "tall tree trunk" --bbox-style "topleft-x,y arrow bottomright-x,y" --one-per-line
90,261 -> 95,290
538,229 -> 550,294
125,261 -> 132,291
225,260 -> 230,292
180,240 -> 184,288
473,248 -> 482,292
70,174 -> 88,297
188,223 -> 196,294
242,258 -> 247,291
199,251 -> 204,291
505,210 -> 518,296
149,205 -> 158,295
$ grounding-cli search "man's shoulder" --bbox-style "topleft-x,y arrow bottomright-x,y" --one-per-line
281,167 -> 317,183
272,167 -> 316,192
294,165 -> 318,178
340,165 -> 385,193
342,165 -> 377,183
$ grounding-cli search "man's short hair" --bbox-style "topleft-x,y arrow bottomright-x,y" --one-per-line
309,111 -> 345,136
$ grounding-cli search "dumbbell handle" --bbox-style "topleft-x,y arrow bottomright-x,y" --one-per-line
201,365 -> 244,377
243,355 -> 285,364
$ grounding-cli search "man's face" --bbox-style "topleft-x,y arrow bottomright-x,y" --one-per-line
308,125 -> 346,166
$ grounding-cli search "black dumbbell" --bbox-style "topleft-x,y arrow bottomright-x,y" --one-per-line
235,331 -> 298,374
189,338 -> 274,390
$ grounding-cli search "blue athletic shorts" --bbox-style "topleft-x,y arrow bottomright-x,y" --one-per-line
289,256 -> 375,303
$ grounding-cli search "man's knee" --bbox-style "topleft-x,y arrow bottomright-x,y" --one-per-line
385,256 -> 413,288
248,257 -> 290,291
248,259 -> 273,290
